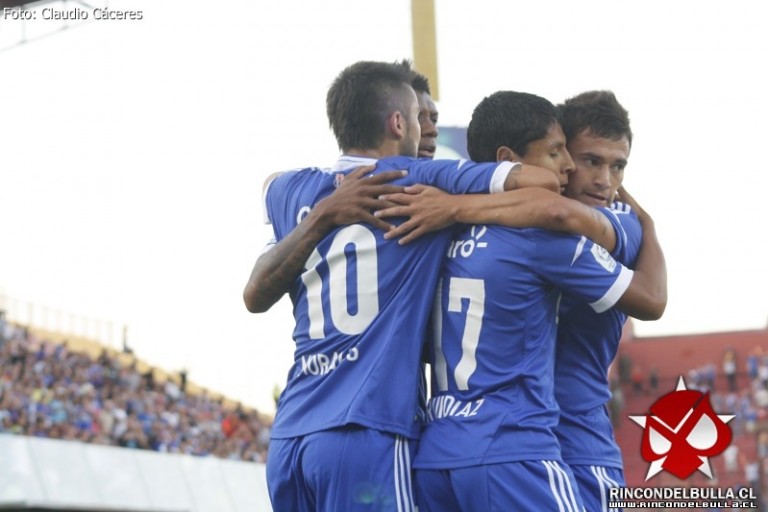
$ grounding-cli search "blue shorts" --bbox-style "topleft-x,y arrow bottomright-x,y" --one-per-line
266,426 -> 417,512
570,464 -> 625,512
415,460 -> 584,512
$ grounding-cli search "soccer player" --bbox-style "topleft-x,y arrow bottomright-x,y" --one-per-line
243,66 -> 440,315
553,90 -> 658,512
410,91 -> 666,511
411,69 -> 439,159
257,61 -> 560,512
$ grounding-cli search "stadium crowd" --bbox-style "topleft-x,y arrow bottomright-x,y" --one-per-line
693,350 -> 768,509
0,317 -> 271,463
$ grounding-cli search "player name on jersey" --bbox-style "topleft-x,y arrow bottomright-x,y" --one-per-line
427,395 -> 485,420
299,346 -> 360,376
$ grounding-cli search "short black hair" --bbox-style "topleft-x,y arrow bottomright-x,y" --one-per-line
326,60 -> 416,153
467,91 -> 559,163
557,90 -> 632,147
410,69 -> 431,95
395,59 -> 430,94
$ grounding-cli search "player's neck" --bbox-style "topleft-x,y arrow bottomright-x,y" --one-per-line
345,141 -> 402,160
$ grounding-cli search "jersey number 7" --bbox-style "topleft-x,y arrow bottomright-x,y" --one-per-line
433,277 -> 486,392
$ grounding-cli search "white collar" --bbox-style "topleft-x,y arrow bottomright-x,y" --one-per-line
330,155 -> 378,172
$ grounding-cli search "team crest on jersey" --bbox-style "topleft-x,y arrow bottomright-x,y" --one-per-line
591,243 -> 617,272
333,173 -> 345,188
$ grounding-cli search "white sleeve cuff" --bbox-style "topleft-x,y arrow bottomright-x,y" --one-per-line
589,266 -> 634,313
489,161 -> 521,193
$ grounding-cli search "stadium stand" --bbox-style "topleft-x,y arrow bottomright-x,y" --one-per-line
0,318 -> 271,462
0,311 -> 275,511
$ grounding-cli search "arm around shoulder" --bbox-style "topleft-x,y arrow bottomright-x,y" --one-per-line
615,213 -> 668,321
502,164 -> 561,193
243,204 -> 337,313
244,165 -> 407,312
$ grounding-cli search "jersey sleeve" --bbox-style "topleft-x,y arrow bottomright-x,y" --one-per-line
533,230 -> 634,313
604,201 -> 643,267
264,169 -> 313,241
376,157 -> 518,195
262,173 -> 283,225
263,174 -> 285,236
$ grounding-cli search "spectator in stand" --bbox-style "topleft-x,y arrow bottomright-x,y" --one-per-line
703,363 -> 716,392
0,309 -> 7,344
631,365 -> 645,395
649,366 -> 659,394
618,353 -> 633,385
746,348 -> 759,382
723,444 -> 739,475
608,377 -> 624,429
221,408 -> 242,438
754,381 -> 768,410
723,348 -> 738,392
742,458 -> 761,507
758,352 -> 768,390
738,390 -> 758,433
757,430 -> 768,459
179,369 -> 188,394
722,392 -> 742,434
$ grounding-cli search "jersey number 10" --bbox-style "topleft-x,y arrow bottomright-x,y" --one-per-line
301,225 -> 380,339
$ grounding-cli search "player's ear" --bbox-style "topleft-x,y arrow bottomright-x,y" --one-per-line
387,111 -> 406,139
496,146 -> 522,163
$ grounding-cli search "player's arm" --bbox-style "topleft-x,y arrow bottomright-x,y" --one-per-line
243,166 -> 407,313
544,190 -> 665,322
503,163 -> 562,192
377,186 -> 617,250
613,186 -> 667,320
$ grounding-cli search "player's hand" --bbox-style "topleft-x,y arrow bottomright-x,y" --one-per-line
375,184 -> 457,244
616,186 -> 653,227
313,165 -> 407,232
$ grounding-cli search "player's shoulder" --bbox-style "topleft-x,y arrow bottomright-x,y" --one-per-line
265,166 -> 328,192
264,166 -> 329,207
608,201 -> 636,217
375,155 -> 419,170
604,201 -> 642,262
607,201 -> 641,227
268,166 -> 327,183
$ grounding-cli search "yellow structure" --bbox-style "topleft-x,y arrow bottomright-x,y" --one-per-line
411,0 -> 439,100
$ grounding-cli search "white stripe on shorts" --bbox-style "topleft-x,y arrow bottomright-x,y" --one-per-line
590,465 -> 620,512
394,436 -> 415,512
543,460 -> 581,512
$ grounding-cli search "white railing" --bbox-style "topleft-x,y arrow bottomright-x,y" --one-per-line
0,293 -> 123,350
0,434 -> 272,511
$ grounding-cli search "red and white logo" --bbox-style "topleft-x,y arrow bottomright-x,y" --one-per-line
629,377 -> 734,481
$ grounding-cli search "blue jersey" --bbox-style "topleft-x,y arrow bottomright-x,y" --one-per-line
265,155 -> 515,440
414,216 -> 633,469
554,202 -> 643,468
